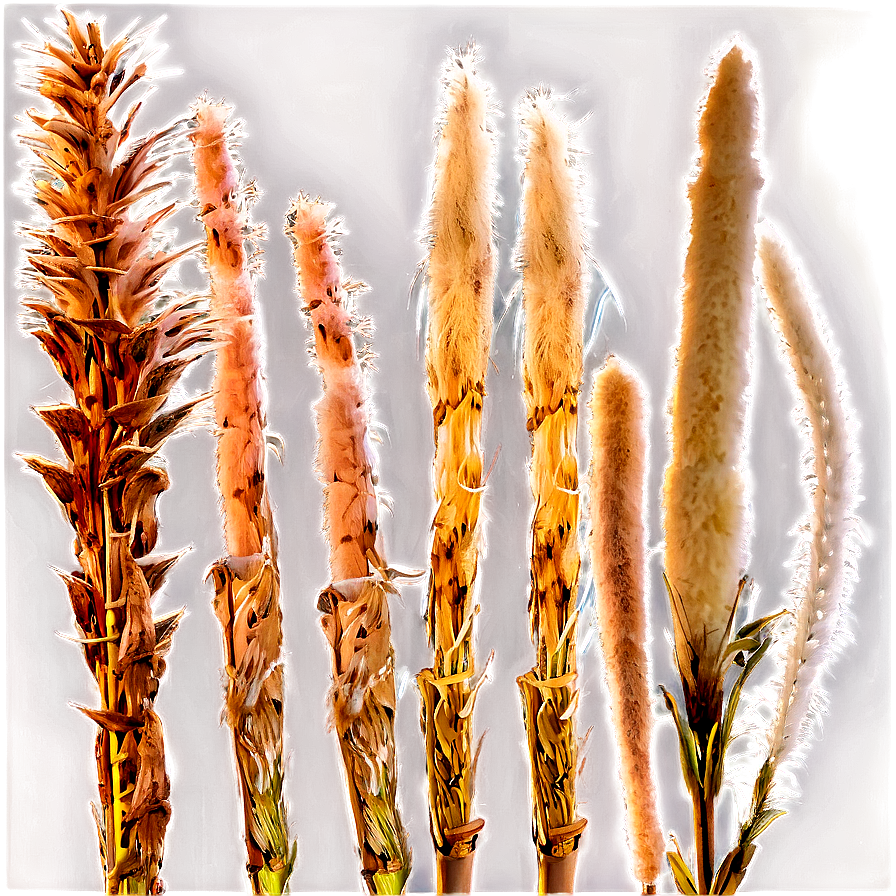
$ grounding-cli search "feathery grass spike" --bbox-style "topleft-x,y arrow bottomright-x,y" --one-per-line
588,357 -> 664,893
417,44 -> 497,895
17,10 -> 214,892
707,223 -> 860,894
515,88 -> 589,894
661,44 -> 763,894
286,196 -> 411,895
189,98 -> 295,895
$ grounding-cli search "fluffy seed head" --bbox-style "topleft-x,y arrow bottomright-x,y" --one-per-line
663,43 -> 763,664
517,87 -> 589,413
589,356 -> 664,887
423,44 -> 498,408
757,222 -> 859,773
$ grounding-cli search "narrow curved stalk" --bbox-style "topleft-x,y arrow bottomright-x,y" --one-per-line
18,11 -> 213,892
287,196 -> 411,895
418,45 -> 498,893
189,99 -> 295,894
515,88 -> 589,893
707,224 -> 860,894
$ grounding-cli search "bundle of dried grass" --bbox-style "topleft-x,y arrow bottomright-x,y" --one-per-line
417,44 -> 498,894
515,87 -> 589,894
189,99 -> 295,895
17,10 -> 213,892
286,195 -> 411,895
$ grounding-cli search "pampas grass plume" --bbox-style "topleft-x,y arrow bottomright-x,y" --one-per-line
588,356 -> 664,888
425,43 -> 497,406
663,44 -> 763,661
518,88 -> 587,410
757,221 -> 859,772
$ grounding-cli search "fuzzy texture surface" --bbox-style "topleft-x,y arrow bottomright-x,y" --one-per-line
588,357 -> 664,888
191,99 -> 268,558
757,223 -> 859,772
517,90 -> 587,412
189,99 -> 294,894
423,43 -> 497,411
663,44 -> 763,669
515,88 -> 589,881
417,45 -> 497,880
18,11 -> 215,892
287,196 -> 411,895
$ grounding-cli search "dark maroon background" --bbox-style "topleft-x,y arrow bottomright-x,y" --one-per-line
0,4 -> 894,893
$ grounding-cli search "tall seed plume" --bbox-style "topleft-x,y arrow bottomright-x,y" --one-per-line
189,99 -> 295,895
515,87 -> 589,894
759,221 -> 858,772
588,357 -> 664,892
417,44 -> 497,895
17,10 -> 214,892
286,195 -> 411,895
663,43 -> 762,671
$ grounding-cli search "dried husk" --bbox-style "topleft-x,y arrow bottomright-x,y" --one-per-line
18,10 -> 213,892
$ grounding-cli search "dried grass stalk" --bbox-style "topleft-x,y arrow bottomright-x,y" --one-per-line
588,357 -> 664,892
286,196 -> 411,895
17,10 -> 214,892
417,44 -> 497,894
189,99 -> 295,895
659,44 -> 763,894
515,88 -> 588,894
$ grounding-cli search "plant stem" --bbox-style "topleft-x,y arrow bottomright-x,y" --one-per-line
538,853 -> 578,894
692,778 -> 715,894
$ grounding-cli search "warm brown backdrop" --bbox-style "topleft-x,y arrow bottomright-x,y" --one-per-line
4,4 -> 889,892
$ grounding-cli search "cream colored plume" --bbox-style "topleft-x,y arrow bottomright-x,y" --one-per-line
757,222 -> 859,772
588,356 -> 664,889
424,42 -> 497,408
663,43 -> 763,665
517,88 -> 588,413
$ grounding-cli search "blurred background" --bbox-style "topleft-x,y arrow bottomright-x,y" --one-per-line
4,4 -> 890,892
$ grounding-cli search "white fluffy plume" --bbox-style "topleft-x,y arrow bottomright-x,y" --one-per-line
757,221 -> 861,776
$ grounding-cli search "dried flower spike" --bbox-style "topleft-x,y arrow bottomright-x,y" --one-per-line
417,44 -> 497,895
515,87 -> 588,894
588,357 -> 664,893
660,43 -> 763,894
189,98 -> 295,895
286,195 -> 411,895
17,10 -> 214,892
